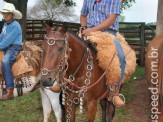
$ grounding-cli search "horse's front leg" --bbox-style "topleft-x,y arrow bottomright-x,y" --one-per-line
65,100 -> 77,122
39,88 -> 52,122
100,98 -> 107,122
43,89 -> 62,122
107,102 -> 115,122
86,99 -> 97,122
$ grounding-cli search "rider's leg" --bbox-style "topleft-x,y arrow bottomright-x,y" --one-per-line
0,45 -> 21,101
105,29 -> 126,107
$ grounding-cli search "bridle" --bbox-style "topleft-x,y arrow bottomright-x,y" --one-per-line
44,34 -> 68,46
41,31 -> 69,81
39,31 -> 70,111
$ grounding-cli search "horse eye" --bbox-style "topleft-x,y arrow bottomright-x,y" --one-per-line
58,47 -> 64,51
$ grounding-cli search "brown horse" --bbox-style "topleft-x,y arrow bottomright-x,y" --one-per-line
40,23 -> 125,122
145,34 -> 163,122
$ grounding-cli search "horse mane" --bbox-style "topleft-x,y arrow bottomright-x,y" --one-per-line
22,41 -> 42,68
68,31 -> 98,54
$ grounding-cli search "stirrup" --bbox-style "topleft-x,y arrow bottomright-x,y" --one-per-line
112,93 -> 125,107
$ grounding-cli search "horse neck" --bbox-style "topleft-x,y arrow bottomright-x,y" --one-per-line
67,33 -> 87,74
68,33 -> 86,59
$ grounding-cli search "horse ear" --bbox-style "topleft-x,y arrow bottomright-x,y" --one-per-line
57,27 -> 64,33
57,22 -> 68,34
47,20 -> 53,28
62,22 -> 68,33
42,21 -> 52,33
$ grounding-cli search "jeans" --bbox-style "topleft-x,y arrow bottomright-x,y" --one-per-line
2,44 -> 22,89
104,29 -> 126,84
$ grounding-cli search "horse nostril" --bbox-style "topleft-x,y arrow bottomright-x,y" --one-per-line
48,78 -> 52,82
39,78 -> 55,87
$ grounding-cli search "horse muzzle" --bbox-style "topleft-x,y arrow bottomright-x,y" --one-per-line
39,78 -> 55,87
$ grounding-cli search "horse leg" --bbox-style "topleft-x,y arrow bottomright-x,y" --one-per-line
100,99 -> 107,122
43,89 -> 62,122
65,104 -> 76,122
86,100 -> 97,122
39,88 -> 52,122
59,92 -> 66,122
107,102 -> 115,122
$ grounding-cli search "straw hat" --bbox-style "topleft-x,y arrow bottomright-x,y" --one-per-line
0,2 -> 22,19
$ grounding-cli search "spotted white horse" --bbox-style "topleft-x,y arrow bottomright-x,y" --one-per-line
0,42 -> 63,122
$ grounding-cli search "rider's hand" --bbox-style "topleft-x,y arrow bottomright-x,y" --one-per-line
78,26 -> 87,37
82,28 -> 95,36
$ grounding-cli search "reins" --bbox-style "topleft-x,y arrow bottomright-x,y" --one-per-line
65,51 -> 116,90
68,47 -> 87,81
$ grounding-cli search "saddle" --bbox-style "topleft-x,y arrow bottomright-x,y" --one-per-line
0,51 -> 33,80
86,31 -> 136,85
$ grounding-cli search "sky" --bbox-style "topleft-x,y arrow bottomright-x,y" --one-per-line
0,0 -> 158,23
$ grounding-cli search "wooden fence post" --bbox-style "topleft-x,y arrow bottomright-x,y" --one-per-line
140,23 -> 145,66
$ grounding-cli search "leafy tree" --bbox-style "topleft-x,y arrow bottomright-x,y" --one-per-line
121,0 -> 136,12
45,0 -> 76,6
27,0 -> 77,21
119,15 -> 125,22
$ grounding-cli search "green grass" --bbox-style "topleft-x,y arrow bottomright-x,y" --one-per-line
113,67 -> 145,122
120,67 -> 145,103
0,67 -> 145,121
0,91 -> 45,122
126,67 -> 145,83
114,108 -> 131,122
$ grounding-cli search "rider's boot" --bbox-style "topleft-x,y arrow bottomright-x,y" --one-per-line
0,88 -> 14,101
107,84 -> 125,107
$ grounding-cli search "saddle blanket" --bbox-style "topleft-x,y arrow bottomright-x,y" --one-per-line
87,31 -> 136,84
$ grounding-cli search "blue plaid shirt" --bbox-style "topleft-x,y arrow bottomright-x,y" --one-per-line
81,0 -> 121,31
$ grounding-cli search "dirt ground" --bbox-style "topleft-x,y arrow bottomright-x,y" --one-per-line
114,78 -> 151,122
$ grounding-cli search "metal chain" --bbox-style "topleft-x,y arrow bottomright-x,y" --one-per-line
21,77 -> 33,88
62,47 -> 93,121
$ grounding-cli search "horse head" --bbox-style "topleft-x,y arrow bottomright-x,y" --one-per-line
40,24 -> 69,87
